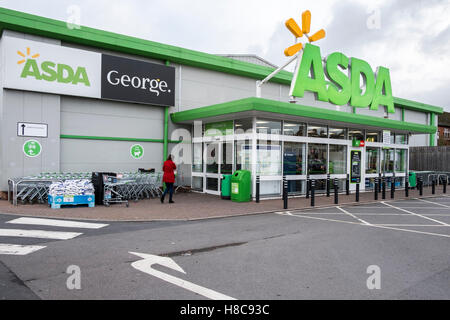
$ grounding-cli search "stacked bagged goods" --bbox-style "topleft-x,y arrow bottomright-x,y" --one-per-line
49,179 -> 95,197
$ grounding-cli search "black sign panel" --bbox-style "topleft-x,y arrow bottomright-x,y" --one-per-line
350,150 -> 362,183
101,54 -> 175,106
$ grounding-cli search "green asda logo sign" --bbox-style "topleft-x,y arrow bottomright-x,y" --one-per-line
18,48 -> 90,86
291,43 -> 394,113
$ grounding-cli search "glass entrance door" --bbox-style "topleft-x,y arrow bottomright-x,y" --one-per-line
204,142 -> 220,194
203,141 -> 233,195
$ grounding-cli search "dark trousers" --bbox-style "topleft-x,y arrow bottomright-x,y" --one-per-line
162,182 -> 174,201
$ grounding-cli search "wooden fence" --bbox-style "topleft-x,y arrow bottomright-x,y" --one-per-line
409,146 -> 450,171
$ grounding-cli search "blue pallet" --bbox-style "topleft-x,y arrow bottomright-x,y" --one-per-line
48,195 -> 95,209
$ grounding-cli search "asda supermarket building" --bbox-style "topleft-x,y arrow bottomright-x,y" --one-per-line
0,8 -> 444,198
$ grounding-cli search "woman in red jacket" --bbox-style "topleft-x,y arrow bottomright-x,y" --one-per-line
161,154 -> 177,203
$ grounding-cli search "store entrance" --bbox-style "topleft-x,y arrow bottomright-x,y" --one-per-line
203,141 -> 233,195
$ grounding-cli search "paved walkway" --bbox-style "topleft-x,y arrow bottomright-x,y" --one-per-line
0,187 -> 447,221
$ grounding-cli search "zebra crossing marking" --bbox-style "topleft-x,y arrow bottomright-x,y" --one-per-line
0,243 -> 46,255
6,217 -> 109,229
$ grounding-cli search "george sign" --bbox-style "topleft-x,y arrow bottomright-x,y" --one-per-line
101,54 -> 175,107
23,139 -> 42,157
17,122 -> 48,138
2,36 -> 101,99
2,36 -> 175,107
130,144 -> 144,159
290,43 -> 394,113
350,150 -> 362,183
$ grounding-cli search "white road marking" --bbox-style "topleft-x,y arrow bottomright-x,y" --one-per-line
6,217 -> 108,229
279,212 -> 450,238
381,202 -> 448,226
372,224 -> 447,227
0,243 -> 46,255
337,206 -> 371,225
414,198 -> 450,208
129,252 -> 236,300
0,229 -> 82,240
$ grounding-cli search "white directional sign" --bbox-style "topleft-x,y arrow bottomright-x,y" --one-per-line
17,122 -> 48,138
129,252 -> 236,300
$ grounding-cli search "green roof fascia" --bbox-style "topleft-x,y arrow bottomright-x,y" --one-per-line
394,97 -> 443,114
0,7 -> 444,114
0,7 -> 291,85
171,97 -> 437,134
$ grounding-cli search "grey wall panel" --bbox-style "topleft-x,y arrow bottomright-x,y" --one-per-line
61,96 -> 164,139
0,89 -> 60,189
3,30 -> 61,45
356,105 -> 386,117
409,134 -> 428,147
179,65 -> 291,111
60,139 -> 163,173
404,109 -> 428,125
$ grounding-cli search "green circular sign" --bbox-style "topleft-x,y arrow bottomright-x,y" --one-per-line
23,139 -> 42,157
130,144 -> 144,159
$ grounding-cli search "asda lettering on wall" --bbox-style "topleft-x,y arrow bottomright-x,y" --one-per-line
2,36 -> 101,99
2,36 -> 175,106
290,43 -> 394,113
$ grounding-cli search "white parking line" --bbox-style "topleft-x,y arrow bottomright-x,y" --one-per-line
277,212 -> 450,238
372,224 -> 448,227
337,206 -> 371,225
0,243 -> 46,255
0,229 -> 82,240
6,217 -> 109,229
381,202 -> 449,226
414,198 -> 450,208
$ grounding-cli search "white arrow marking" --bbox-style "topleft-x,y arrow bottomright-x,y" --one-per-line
129,252 -> 236,300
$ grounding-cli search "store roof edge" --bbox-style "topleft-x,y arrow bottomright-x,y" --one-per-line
171,97 -> 437,134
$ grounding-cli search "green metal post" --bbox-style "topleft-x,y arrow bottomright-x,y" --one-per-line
429,112 -> 435,147
163,60 -> 170,160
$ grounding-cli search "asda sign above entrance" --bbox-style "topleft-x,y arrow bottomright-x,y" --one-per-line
290,43 -> 394,113
2,36 -> 175,107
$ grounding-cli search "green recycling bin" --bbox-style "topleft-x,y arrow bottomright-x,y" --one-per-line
231,170 -> 251,202
221,174 -> 232,200
409,171 -> 417,188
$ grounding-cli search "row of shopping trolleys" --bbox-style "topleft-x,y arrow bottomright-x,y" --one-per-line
8,172 -> 164,206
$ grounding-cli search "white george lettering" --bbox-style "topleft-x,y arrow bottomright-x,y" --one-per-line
106,70 -> 170,96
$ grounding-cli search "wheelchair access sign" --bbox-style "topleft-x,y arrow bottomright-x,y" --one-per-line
23,139 -> 42,157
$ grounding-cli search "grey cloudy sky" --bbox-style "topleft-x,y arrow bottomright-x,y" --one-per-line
1,0 -> 449,110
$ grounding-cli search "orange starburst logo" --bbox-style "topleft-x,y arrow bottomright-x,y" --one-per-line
284,10 -> 326,56
17,47 -> 40,64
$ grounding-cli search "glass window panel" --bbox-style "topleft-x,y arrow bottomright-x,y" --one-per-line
235,140 -> 252,172
395,134 -> 407,144
382,149 -> 394,173
329,127 -> 347,139
287,180 -> 306,195
283,121 -> 306,136
221,142 -> 233,174
205,142 -> 219,173
308,143 -> 327,175
366,131 -> 381,142
366,147 -> 379,174
206,177 -> 218,191
349,129 -> 364,141
329,145 -> 347,174
256,119 -> 281,134
308,124 -> 328,138
234,118 -> 253,134
257,140 -> 281,176
192,143 -> 203,173
395,149 -> 406,172
283,142 -> 306,175
192,177 -> 203,191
